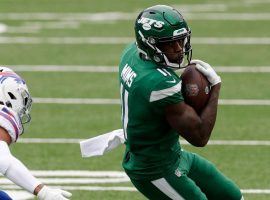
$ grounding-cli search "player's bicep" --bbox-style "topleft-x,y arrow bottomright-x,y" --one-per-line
165,102 -> 204,146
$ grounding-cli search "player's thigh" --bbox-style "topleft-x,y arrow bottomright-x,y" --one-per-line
188,153 -> 242,200
131,174 -> 207,200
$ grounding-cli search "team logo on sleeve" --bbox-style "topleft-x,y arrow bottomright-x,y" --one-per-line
175,169 -> 182,177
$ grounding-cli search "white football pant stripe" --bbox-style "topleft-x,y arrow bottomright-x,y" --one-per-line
151,178 -> 185,200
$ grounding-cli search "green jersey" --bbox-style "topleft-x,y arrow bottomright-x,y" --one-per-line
119,43 -> 184,180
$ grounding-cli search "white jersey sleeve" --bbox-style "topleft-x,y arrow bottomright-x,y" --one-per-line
0,105 -> 23,142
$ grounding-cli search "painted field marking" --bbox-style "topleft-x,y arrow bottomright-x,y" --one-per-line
17,138 -> 270,146
6,21 -> 80,34
1,170 -> 270,188
0,36 -> 270,45
6,65 -> 270,73
33,97 -> 121,105
172,4 -> 228,12
0,170 -> 269,199
0,12 -> 270,21
2,187 -> 270,193
2,187 -> 270,200
0,178 -> 130,184
0,23 -> 7,33
218,99 -> 270,105
243,0 -> 270,3
30,170 -> 127,177
30,98 -> 270,106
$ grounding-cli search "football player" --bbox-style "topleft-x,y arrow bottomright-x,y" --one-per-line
119,5 -> 244,200
0,67 -> 72,200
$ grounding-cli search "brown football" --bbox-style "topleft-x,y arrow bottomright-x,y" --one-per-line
181,64 -> 211,113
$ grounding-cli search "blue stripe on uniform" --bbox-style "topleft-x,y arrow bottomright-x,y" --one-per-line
0,110 -> 19,140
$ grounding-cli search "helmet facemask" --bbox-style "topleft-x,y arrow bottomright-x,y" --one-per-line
15,87 -> 32,124
137,29 -> 192,69
135,5 -> 192,69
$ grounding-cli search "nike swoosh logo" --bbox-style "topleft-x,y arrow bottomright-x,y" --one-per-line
166,78 -> 176,83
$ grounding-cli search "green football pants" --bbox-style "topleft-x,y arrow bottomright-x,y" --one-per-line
130,150 -> 243,200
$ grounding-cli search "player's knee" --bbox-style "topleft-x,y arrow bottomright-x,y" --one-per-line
178,176 -> 207,200
217,181 -> 243,200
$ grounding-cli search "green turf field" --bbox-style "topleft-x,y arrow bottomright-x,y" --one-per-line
0,0 -> 269,199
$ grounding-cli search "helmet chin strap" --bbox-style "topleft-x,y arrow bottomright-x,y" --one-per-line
137,30 -> 189,69
163,54 -> 185,69
155,37 -> 188,69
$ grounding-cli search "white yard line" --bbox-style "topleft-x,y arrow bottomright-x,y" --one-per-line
185,13 -> 270,20
17,138 -> 270,146
218,99 -> 270,105
7,65 -> 270,73
33,97 -> 121,105
1,186 -> 270,194
18,138 -> 82,143
11,65 -> 119,72
30,170 -> 127,177
0,170 -> 269,195
243,0 -> 270,3
0,36 -> 132,44
241,189 -> 270,194
192,37 -> 270,45
0,178 -> 130,184
172,4 -> 228,12
1,36 -> 270,45
0,23 -> 7,33
31,98 -> 270,106
0,12 -> 136,21
214,66 -> 270,73
0,12 -> 270,21
206,140 -> 270,145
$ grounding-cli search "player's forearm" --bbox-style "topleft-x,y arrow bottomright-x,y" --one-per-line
198,83 -> 221,145
0,141 -> 41,194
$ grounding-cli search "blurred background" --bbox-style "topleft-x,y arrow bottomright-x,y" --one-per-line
0,0 -> 269,199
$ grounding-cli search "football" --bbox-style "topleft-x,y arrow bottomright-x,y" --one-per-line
181,64 -> 211,113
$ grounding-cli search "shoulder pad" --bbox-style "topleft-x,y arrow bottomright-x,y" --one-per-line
0,105 -> 23,142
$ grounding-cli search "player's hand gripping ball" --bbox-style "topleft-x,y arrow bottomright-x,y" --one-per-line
181,64 -> 211,113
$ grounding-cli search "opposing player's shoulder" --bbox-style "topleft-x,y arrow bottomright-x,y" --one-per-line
0,105 -> 23,143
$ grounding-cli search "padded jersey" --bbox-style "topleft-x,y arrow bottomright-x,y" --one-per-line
0,105 -> 23,143
119,43 -> 184,180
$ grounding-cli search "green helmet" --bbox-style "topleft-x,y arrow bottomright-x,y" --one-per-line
135,5 -> 192,69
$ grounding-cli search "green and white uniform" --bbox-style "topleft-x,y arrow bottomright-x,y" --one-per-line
119,43 -> 242,200
119,42 -> 183,180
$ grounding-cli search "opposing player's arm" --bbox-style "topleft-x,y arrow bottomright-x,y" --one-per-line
0,127 -> 12,144
0,128 -> 72,200
165,84 -> 221,147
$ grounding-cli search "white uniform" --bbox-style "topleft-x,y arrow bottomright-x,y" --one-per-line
0,68 -> 72,199
0,105 -> 23,142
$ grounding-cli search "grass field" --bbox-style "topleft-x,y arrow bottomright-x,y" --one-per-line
0,0 -> 269,199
